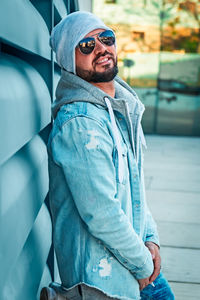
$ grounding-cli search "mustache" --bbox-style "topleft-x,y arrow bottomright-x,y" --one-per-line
93,51 -> 114,64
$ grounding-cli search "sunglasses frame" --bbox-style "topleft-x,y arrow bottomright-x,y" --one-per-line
77,30 -> 115,55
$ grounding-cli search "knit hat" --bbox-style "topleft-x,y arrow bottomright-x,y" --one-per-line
50,11 -> 113,74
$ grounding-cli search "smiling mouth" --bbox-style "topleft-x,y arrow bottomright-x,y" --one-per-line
96,57 -> 114,67
96,57 -> 110,64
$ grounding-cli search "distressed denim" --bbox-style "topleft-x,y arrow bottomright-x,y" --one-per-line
48,72 -> 160,300
53,273 -> 174,300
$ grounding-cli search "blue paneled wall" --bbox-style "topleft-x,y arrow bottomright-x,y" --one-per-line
0,1 -> 79,299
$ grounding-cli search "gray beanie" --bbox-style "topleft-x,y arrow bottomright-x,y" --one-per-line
50,11 -> 112,74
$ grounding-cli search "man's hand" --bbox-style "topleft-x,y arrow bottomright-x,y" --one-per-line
138,277 -> 150,291
145,241 -> 161,284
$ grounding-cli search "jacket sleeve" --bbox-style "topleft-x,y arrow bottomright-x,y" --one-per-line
50,115 -> 153,280
145,207 -> 160,246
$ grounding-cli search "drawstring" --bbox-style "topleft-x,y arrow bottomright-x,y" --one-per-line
124,101 -> 136,159
104,97 -> 124,184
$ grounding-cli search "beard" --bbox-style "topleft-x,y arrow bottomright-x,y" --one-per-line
76,51 -> 118,83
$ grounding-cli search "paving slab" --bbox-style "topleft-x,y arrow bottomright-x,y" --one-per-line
169,282 -> 200,300
160,247 -> 200,283
155,221 -> 200,249
144,135 -> 200,300
146,190 -> 200,224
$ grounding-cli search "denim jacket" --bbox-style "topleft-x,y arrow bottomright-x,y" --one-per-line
48,70 -> 159,300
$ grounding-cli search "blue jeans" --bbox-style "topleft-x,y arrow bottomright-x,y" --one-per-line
140,272 -> 175,300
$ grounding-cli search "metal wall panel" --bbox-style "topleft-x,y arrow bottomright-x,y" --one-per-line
0,54 -> 51,165
0,0 -> 51,59
37,266 -> 52,299
0,136 -> 49,288
0,1 -> 55,299
2,204 -> 52,300
54,0 -> 68,18
0,1 -> 92,299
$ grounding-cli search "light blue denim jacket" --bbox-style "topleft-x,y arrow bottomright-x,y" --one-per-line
48,70 -> 159,300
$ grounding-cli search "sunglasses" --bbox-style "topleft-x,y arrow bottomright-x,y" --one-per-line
77,30 -> 115,55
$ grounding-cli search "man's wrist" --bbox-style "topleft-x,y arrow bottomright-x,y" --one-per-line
145,241 -> 160,250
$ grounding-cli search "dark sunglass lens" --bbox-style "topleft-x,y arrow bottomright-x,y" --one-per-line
79,37 -> 95,54
99,30 -> 115,46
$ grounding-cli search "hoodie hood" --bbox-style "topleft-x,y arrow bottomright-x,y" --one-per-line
52,69 -> 144,119
50,11 -> 112,74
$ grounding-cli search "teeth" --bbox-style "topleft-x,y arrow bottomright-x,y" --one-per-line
97,58 -> 109,64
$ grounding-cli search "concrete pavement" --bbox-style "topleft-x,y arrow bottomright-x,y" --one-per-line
144,135 -> 200,300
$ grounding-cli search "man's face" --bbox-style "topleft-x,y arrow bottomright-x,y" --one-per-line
75,29 -> 118,83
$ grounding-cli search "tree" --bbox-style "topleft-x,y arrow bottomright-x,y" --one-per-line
178,0 -> 200,52
160,0 -> 200,53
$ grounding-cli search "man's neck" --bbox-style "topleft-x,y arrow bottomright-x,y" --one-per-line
91,81 -> 115,98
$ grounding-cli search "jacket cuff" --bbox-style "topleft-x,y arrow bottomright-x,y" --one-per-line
145,235 -> 160,248
130,250 -> 154,280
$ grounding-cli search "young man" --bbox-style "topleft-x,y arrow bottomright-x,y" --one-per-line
46,11 -> 174,300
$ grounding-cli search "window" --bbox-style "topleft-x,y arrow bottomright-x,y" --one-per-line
132,31 -> 145,41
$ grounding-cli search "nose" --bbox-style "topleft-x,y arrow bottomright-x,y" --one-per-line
93,39 -> 107,54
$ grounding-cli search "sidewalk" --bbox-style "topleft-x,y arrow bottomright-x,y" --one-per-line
144,135 -> 200,300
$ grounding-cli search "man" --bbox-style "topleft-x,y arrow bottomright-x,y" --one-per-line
46,11 -> 175,300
